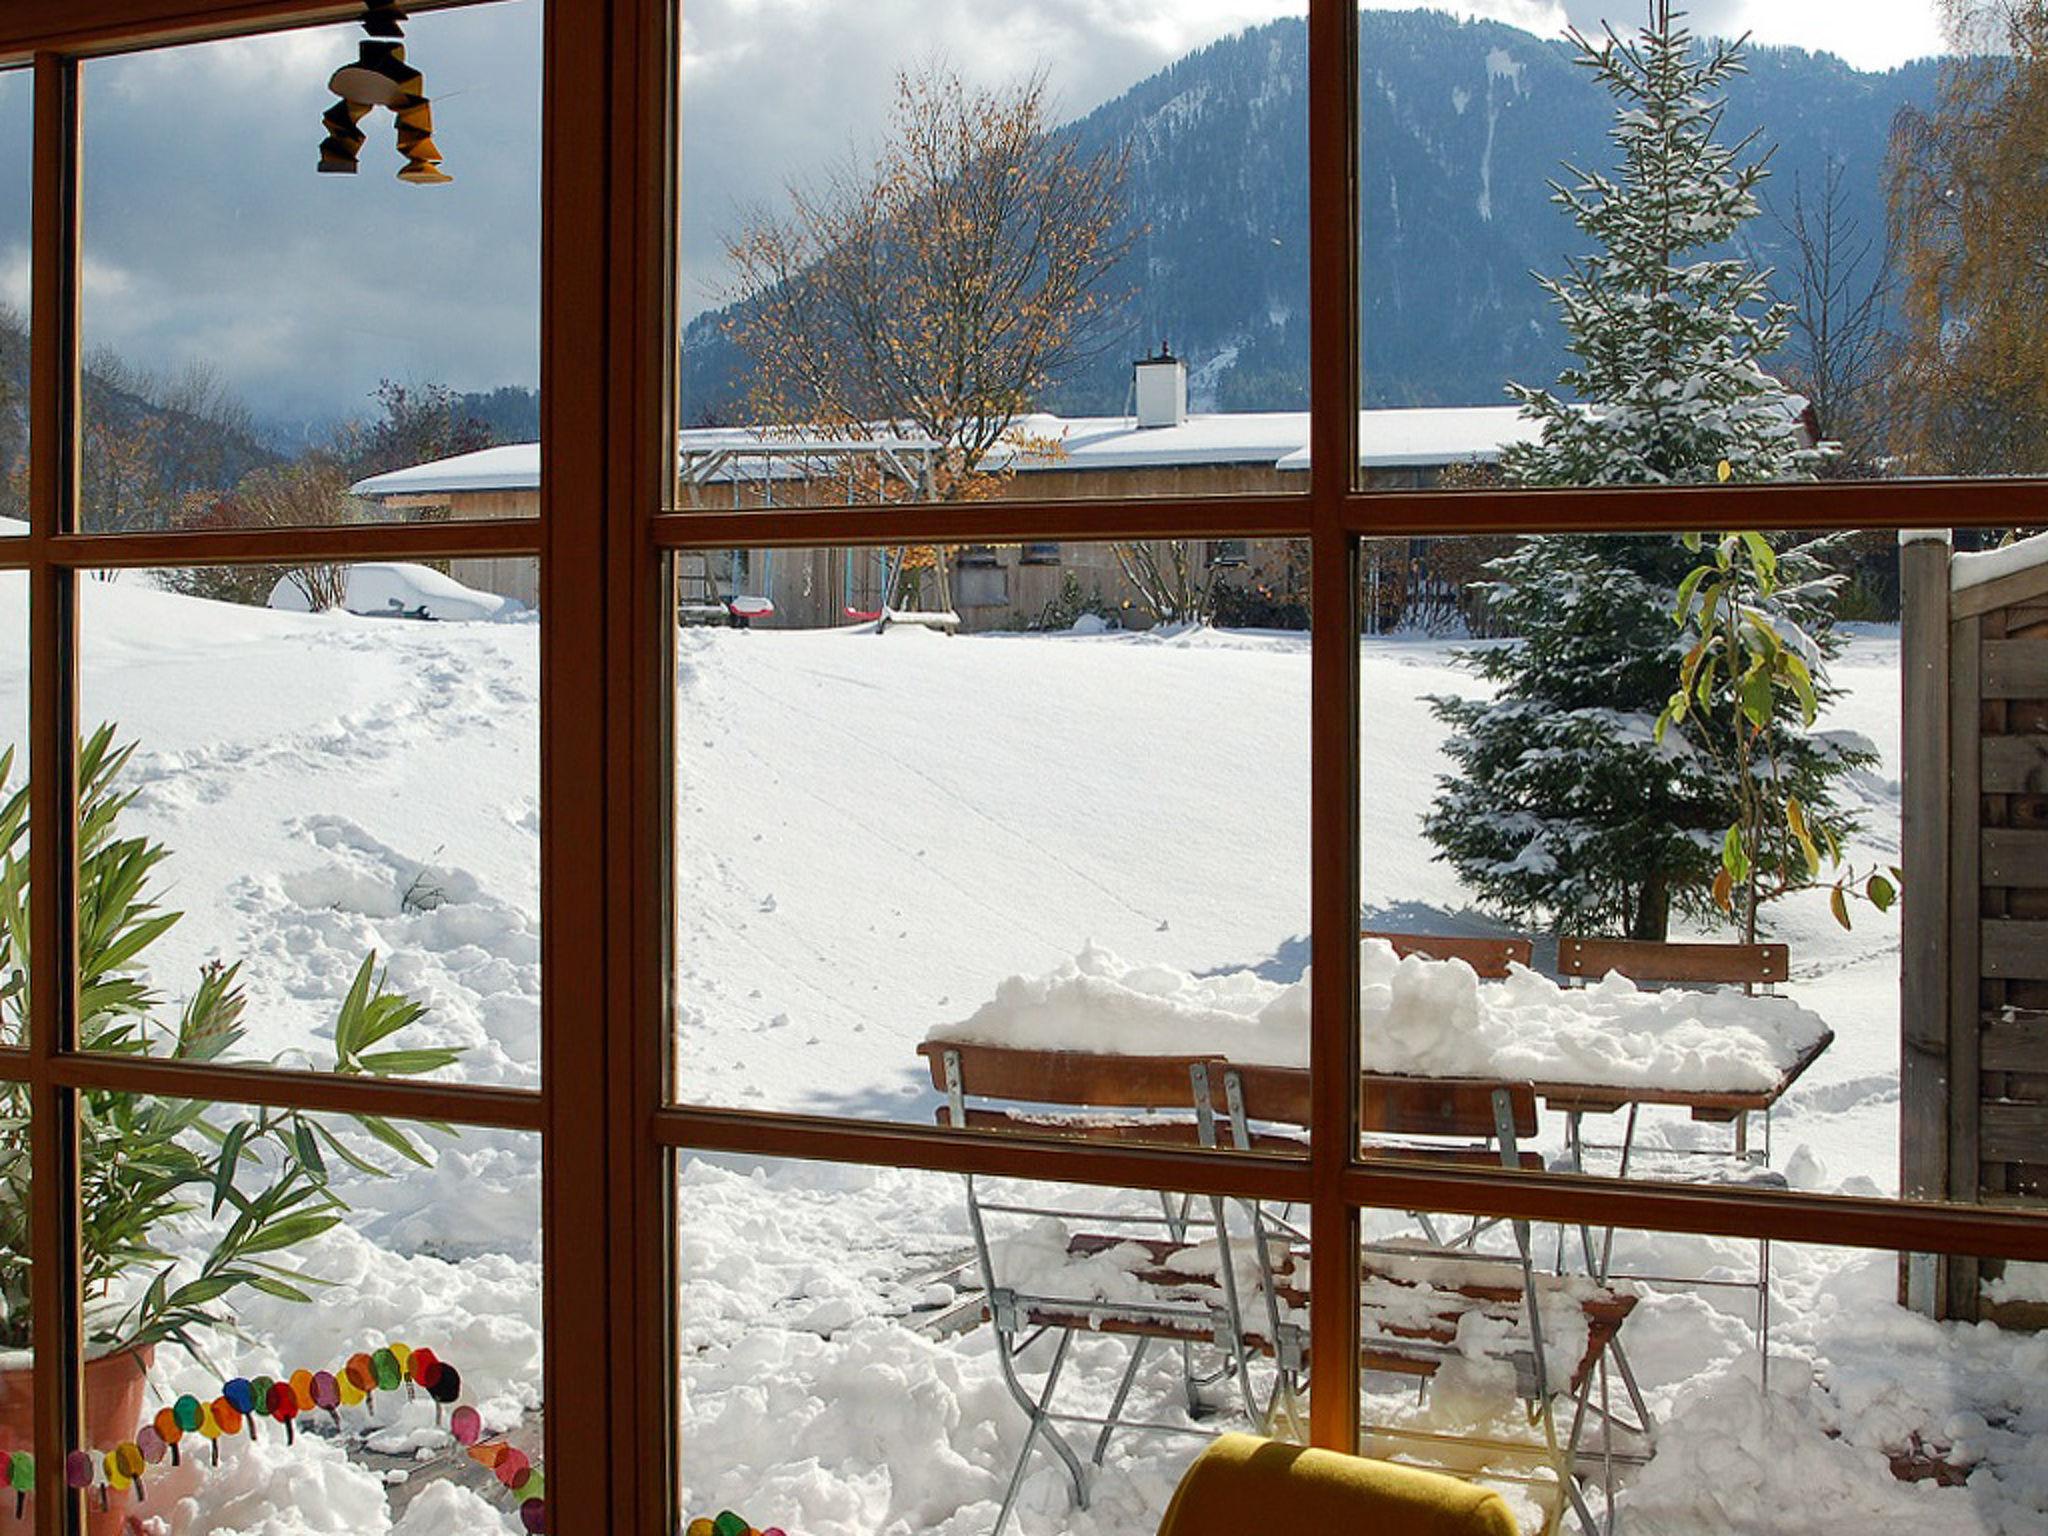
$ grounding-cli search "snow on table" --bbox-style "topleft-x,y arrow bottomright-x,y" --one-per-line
928,938 -> 1833,1097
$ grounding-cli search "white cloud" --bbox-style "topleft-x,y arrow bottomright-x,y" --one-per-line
678,0 -> 1307,313
0,247 -> 26,314
31,0 -> 1949,423
1527,2 -> 1947,69
73,0 -> 541,426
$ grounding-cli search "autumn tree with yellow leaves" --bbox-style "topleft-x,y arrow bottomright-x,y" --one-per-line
1889,0 -> 2048,474
720,62 -> 1133,514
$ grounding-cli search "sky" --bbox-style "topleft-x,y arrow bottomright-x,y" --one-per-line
0,0 -> 1953,433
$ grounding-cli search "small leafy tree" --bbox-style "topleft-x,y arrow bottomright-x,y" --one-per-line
0,726 -> 455,1358
1658,531 -> 1896,937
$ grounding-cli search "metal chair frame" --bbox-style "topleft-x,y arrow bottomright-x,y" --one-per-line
936,1046 -> 1636,1536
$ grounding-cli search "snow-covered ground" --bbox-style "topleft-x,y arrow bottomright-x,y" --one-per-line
22,577 -> 2043,1534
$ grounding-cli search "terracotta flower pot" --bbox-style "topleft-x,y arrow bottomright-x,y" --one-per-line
0,1344 -> 156,1536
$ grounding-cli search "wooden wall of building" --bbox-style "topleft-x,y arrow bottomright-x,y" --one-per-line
397,459 -> 1439,625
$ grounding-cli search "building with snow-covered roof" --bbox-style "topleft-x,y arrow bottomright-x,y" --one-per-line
354,356 -> 1540,627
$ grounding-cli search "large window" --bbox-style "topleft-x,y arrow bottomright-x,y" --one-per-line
1,1 -> 2044,1535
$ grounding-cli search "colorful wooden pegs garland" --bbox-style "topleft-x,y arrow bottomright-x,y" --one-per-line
3,1342 -> 545,1534
686,1513 -> 788,1536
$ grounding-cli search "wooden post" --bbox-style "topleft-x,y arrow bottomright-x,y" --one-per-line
1948,609 -> 1985,1320
1899,530 -> 1952,1315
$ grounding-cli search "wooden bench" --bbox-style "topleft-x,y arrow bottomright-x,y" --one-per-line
1557,935 -> 1789,991
1362,928 -> 1535,979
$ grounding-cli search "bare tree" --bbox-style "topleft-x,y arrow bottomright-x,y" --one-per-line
721,61 -> 1134,500
1112,541 -> 1217,628
1772,162 -> 1898,476
168,458 -> 357,609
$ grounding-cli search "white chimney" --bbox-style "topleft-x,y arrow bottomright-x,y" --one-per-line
1134,345 -> 1187,429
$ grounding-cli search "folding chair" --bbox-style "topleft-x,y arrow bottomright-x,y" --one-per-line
920,1041 -> 1305,1536
1555,936 -> 1793,1393
1361,929 -> 1535,980
919,1041 -> 1639,1536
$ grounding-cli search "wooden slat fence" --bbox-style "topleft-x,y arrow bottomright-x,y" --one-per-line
1902,533 -> 2048,1324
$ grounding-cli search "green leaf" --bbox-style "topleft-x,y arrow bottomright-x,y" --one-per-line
355,1114 -> 433,1168
356,1047 -> 462,1077
294,1119 -> 327,1180
239,1274 -> 315,1304
235,1212 -> 342,1257
1867,874 -> 1897,913
1738,530 -> 1778,581
1673,564 -> 1712,625
1722,824 -> 1751,883
1739,666 -> 1774,728
166,1275 -> 243,1308
211,1121 -> 250,1217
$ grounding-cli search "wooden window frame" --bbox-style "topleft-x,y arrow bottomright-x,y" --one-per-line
0,1 -> 2043,1533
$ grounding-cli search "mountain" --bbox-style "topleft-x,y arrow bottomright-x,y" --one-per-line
678,9 -> 1941,420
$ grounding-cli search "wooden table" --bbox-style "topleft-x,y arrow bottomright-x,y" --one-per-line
1533,1026 -> 1835,1166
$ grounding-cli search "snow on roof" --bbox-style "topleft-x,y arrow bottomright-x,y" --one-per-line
1282,405 -> 1545,471
350,405 -> 1538,500
1951,530 -> 2048,592
354,443 -> 541,498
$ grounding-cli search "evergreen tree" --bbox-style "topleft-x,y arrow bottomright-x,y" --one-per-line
1424,3 -> 1851,940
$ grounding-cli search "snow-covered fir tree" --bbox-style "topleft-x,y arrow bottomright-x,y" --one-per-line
1425,3 -> 1857,940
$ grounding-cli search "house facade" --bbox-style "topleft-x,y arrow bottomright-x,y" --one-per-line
352,358 -> 1541,630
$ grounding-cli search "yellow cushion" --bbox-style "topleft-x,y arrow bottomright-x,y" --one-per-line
1156,1434 -> 1520,1536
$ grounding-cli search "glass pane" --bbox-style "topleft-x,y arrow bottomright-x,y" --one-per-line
1351,526 -> 2048,1217
0,566 -> 22,1051
77,562 -> 539,1085
1348,1 -> 2048,492
669,541 -> 1311,1136
69,1094 -> 541,1534
78,2 -> 542,533
675,3 -> 1308,507
678,1152 -> 1306,1535
1356,1202 -> 2048,1534
0,67 -> 27,536
0,1084 -> 29,1520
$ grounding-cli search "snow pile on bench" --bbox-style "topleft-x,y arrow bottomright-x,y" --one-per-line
929,939 -> 1832,1094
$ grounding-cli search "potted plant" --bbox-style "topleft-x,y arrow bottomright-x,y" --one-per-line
0,725 -> 458,1530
